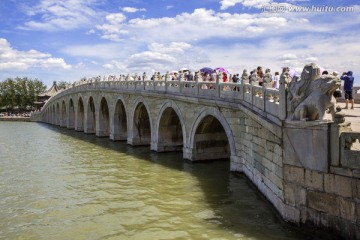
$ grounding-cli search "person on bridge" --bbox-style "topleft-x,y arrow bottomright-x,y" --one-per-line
341,70 -> 355,109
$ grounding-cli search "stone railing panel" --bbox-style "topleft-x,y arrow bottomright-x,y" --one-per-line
340,132 -> 360,169
180,81 -> 197,95
252,85 -> 264,111
219,83 -> 241,101
135,80 -> 145,90
197,82 -> 217,98
166,80 -> 180,93
144,80 -> 155,91
265,88 -> 280,118
243,84 -> 252,105
154,80 -> 166,91
120,81 -> 128,89
127,80 -> 136,90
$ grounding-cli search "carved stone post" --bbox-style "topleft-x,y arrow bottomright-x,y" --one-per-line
216,73 -> 220,98
279,72 -> 288,120
195,75 -> 199,96
240,72 -> 245,100
263,80 -> 267,113
330,112 -> 351,167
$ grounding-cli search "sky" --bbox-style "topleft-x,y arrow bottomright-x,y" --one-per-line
0,0 -> 359,88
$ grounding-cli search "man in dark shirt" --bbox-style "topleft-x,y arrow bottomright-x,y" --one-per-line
340,71 -> 355,109
187,71 -> 193,81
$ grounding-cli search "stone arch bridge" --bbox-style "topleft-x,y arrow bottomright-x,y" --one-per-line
32,75 -> 360,239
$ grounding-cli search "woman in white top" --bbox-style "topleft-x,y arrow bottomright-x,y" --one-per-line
273,72 -> 280,89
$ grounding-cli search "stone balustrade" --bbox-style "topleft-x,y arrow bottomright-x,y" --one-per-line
48,77 -> 285,126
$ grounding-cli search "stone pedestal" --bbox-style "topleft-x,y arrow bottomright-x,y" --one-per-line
283,120 -> 332,172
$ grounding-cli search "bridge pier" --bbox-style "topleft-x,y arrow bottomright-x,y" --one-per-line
151,141 -> 183,152
110,132 -> 127,141
96,130 -> 109,137
183,146 -> 230,162
127,136 -> 151,146
84,127 -> 95,134
67,122 -> 75,130
59,120 -> 67,128
75,124 -> 84,132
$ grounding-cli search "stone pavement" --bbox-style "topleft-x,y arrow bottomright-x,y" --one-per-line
336,102 -> 360,132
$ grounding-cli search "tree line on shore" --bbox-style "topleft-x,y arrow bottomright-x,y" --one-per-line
0,77 -> 69,112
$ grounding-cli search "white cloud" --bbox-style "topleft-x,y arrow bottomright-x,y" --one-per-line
148,42 -> 192,54
18,0 -> 100,31
96,13 -> 127,41
96,8 -> 291,43
103,63 -> 114,69
130,51 -> 175,64
0,38 -> 71,70
61,43 -> 133,60
121,7 -> 146,13
87,6 -> 360,80
166,6 -> 174,10
106,13 -> 127,24
220,0 -> 272,10
278,53 -> 298,61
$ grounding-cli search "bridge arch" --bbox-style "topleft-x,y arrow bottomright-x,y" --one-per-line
68,98 -> 75,129
61,101 -> 66,127
111,96 -> 128,141
85,96 -> 96,134
153,100 -> 185,152
46,108 -> 50,123
76,97 -> 85,132
98,96 -> 110,137
129,97 -> 152,146
187,107 -> 236,161
56,102 -> 60,126
51,105 -> 56,125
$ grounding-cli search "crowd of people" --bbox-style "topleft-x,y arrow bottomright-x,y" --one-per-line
80,65 -> 356,109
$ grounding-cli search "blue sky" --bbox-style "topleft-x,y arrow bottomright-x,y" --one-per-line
0,0 -> 359,87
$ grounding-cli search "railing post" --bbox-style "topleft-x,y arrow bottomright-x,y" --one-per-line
240,76 -> 245,100
195,77 -> 199,96
263,83 -> 266,113
279,77 -> 287,120
216,75 -> 220,98
180,80 -> 183,94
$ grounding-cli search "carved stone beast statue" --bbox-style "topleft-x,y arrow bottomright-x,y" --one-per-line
287,63 -> 340,121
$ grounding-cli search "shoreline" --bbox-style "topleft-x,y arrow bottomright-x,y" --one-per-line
0,117 -> 31,122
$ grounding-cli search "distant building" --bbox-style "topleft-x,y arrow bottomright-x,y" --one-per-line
34,81 -> 60,110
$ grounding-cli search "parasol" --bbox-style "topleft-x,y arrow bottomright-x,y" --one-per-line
200,67 -> 213,74
215,67 -> 229,74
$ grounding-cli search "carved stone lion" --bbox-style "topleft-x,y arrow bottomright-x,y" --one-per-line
288,63 -> 340,121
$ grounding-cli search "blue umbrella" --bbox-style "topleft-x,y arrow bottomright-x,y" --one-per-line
200,67 -> 213,74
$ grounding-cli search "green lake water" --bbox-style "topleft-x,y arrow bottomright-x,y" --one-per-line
0,122 -> 335,240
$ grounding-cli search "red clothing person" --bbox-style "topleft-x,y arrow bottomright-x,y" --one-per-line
222,72 -> 228,82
